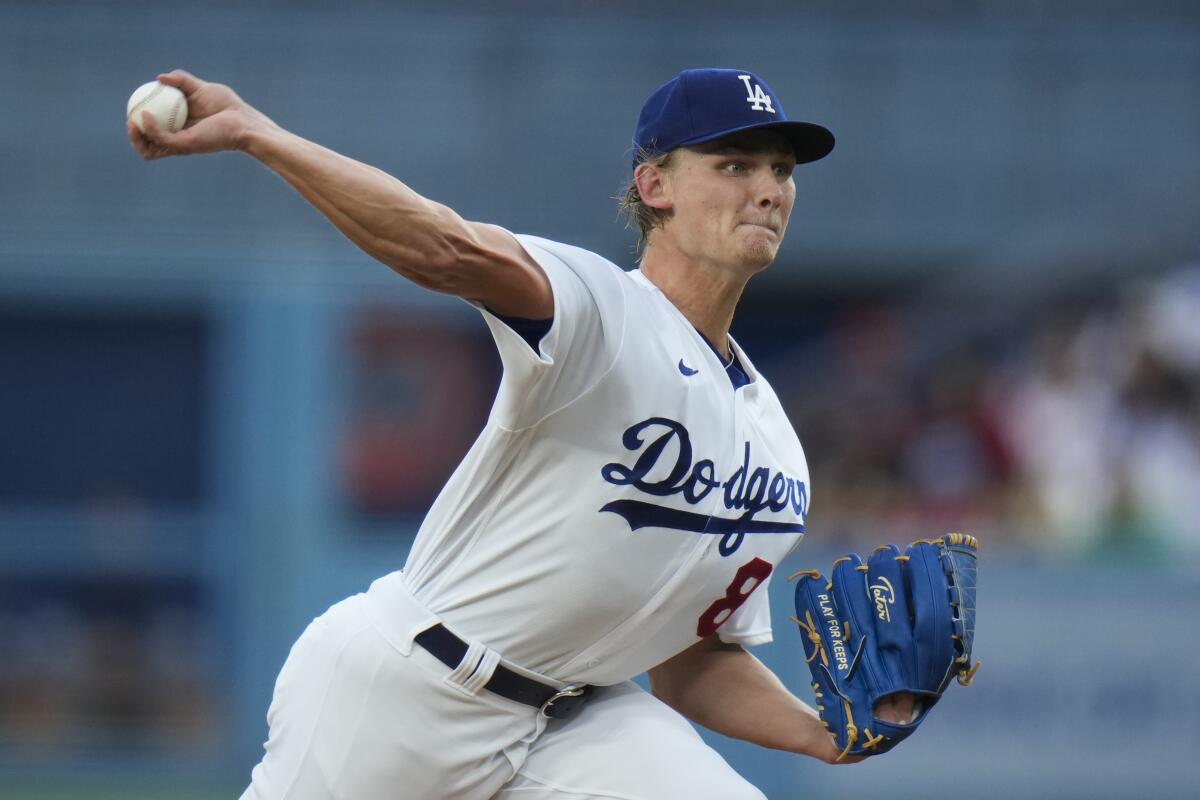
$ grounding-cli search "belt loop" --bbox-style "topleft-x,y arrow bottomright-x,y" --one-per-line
462,647 -> 500,695
445,641 -> 487,690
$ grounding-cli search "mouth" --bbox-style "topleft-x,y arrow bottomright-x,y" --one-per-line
739,221 -> 779,235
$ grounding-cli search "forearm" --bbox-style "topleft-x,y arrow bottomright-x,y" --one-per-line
650,639 -> 836,760
239,124 -> 473,292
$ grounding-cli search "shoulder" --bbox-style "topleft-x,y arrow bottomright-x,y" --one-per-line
507,233 -> 636,316
513,234 -> 628,280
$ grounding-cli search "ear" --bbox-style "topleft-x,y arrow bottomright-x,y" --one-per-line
634,161 -> 673,212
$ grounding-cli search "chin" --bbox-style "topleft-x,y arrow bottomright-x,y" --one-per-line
741,242 -> 779,272
732,227 -> 781,270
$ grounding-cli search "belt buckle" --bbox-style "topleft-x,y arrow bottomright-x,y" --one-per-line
539,684 -> 589,720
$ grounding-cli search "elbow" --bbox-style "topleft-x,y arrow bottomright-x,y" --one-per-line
403,241 -> 464,293
373,210 -> 480,294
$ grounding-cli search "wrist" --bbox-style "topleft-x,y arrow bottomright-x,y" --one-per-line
801,723 -> 841,763
234,111 -> 282,155
779,703 -> 839,761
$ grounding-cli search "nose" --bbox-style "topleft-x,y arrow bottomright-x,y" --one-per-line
755,172 -> 783,210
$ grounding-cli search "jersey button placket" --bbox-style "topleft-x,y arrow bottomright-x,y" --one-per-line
720,389 -> 749,558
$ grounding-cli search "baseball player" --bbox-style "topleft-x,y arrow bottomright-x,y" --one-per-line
131,66 -> 913,799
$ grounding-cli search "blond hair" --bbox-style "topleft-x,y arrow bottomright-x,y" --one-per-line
617,148 -> 676,252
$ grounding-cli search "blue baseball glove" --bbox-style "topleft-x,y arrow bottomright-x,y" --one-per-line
791,533 -> 979,761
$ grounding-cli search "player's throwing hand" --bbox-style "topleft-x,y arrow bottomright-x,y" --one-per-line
128,69 -> 277,159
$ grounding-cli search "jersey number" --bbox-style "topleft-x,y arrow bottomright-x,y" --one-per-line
696,557 -> 774,637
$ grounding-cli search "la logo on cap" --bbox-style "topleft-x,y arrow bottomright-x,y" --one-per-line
737,74 -> 775,113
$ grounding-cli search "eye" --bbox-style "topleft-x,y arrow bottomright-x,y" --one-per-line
773,163 -> 795,178
721,161 -> 747,175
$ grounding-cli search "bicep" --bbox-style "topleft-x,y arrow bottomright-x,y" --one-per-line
455,222 -> 553,319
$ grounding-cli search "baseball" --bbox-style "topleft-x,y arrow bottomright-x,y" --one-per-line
126,81 -> 188,133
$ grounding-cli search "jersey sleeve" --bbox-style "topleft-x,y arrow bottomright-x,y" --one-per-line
716,572 -> 775,648
470,230 -> 628,431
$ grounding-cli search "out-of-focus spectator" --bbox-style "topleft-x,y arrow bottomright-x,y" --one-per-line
1116,351 -> 1200,557
899,353 -> 1014,537
1112,268 -> 1200,558
998,310 -> 1125,554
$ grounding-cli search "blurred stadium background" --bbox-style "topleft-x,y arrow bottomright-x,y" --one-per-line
2,1 -> 1199,797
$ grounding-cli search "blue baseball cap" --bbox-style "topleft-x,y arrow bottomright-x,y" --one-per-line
632,68 -> 834,168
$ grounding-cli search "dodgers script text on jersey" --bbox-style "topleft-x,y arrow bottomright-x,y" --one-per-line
601,417 -> 808,556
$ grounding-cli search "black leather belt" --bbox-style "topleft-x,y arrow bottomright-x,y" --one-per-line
413,624 -> 593,720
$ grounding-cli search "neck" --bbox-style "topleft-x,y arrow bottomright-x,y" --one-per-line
638,240 -> 749,360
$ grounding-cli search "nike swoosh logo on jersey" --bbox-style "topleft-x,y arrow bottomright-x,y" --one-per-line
678,359 -> 699,376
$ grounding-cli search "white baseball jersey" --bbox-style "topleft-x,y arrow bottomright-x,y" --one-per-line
402,233 -> 810,686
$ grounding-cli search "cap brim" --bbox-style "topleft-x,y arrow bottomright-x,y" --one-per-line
678,120 -> 835,164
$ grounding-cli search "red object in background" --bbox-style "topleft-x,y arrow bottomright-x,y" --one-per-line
341,310 -> 496,517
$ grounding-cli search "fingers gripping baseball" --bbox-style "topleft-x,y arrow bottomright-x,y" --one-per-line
127,69 -> 272,159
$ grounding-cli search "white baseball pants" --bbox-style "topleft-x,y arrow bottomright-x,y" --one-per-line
239,573 -> 765,800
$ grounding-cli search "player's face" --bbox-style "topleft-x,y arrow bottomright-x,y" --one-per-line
663,130 -> 797,274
